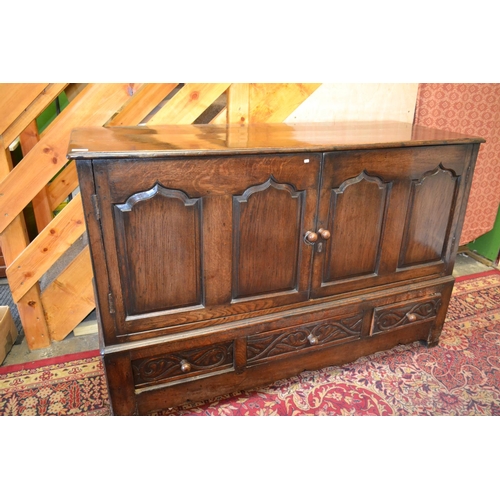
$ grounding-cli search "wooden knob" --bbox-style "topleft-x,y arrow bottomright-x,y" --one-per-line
307,333 -> 319,345
318,228 -> 331,240
180,359 -> 191,373
305,231 -> 318,243
406,313 -> 417,322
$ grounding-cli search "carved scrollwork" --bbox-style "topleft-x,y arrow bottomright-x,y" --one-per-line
247,314 -> 363,363
115,183 -> 198,212
334,170 -> 387,194
132,343 -> 233,384
373,298 -> 442,333
414,164 -> 459,187
234,176 -> 301,204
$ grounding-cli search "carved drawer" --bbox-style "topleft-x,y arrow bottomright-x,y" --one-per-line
246,312 -> 364,365
371,294 -> 442,335
131,341 -> 234,390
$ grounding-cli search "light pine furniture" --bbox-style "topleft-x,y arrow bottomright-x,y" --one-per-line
68,121 -> 484,415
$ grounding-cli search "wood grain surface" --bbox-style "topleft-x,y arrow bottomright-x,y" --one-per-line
68,121 -> 484,160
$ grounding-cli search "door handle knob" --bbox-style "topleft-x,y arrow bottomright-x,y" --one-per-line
318,228 -> 331,240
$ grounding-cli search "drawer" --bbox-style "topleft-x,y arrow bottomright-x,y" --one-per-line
131,341 -> 234,389
247,311 -> 364,365
371,294 -> 442,335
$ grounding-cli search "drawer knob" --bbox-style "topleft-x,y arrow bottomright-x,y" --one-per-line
307,333 -> 319,345
406,312 -> 417,322
180,359 -> 192,373
305,231 -> 318,243
318,228 -> 331,240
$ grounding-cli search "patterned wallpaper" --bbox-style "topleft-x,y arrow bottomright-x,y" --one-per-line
414,83 -> 500,245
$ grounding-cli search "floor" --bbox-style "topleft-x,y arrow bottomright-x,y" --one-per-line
0,251 -> 497,368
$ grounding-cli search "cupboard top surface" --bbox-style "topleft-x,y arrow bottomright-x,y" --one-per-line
67,121 -> 485,159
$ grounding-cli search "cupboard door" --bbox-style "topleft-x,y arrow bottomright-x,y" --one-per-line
93,153 -> 320,338
311,145 -> 471,297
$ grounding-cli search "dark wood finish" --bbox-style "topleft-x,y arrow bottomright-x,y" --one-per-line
70,122 -> 484,415
92,153 -> 320,339
67,122 -> 484,159
311,145 -> 471,298
103,352 -> 137,416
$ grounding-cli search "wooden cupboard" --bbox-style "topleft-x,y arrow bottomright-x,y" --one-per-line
68,121 -> 484,415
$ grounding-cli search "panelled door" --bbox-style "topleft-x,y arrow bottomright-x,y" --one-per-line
310,145 -> 472,298
93,153 -> 321,337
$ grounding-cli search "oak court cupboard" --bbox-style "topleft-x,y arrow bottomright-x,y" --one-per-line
67,121 -> 484,415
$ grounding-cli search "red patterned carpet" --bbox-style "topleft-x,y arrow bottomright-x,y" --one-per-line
1,270 -> 499,416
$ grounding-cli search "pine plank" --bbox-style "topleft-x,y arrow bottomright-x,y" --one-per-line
283,83 -> 419,124
46,162 -> 79,211
147,83 -> 230,125
210,107 -> 227,124
0,213 -> 51,350
0,84 -> 47,136
227,83 -> 250,124
0,140 -> 29,263
0,141 -> 50,350
0,137 -> 13,177
19,119 -> 40,154
64,83 -> 87,102
42,246 -> 95,341
0,83 -> 141,234
6,193 -> 86,303
108,83 -> 178,126
0,216 -> 29,263
249,83 -> 321,123
1,83 -> 68,147
20,120 -> 53,231
16,285 -> 51,349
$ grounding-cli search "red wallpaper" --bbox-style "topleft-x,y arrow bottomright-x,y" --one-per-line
414,83 -> 500,245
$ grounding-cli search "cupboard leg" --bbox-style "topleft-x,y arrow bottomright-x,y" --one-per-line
104,352 -> 138,416
427,281 -> 454,347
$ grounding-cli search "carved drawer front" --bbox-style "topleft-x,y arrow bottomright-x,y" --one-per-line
131,341 -> 234,389
371,295 -> 442,335
247,313 -> 364,365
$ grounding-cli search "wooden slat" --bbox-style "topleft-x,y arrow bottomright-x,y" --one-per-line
19,119 -> 40,154
284,84 -> 419,124
46,162 -> 79,211
249,83 -> 321,123
107,83 -> 178,126
0,137 -> 13,179
16,285 -> 51,349
6,193 -> 86,303
64,83 -> 87,102
1,83 -> 68,147
0,83 -> 141,233
0,209 -> 51,350
0,139 -> 50,350
0,84 -> 47,136
210,107 -> 227,124
0,139 -> 28,263
227,83 -> 250,124
147,83 -> 230,125
42,246 -> 95,341
20,120 -> 53,231
0,216 -> 29,264
32,189 -> 54,232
